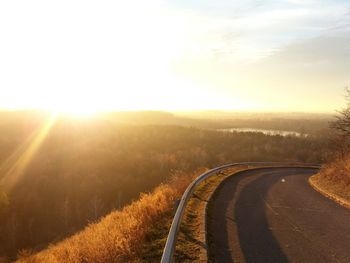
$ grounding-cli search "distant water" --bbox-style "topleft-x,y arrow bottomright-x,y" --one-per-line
218,128 -> 306,137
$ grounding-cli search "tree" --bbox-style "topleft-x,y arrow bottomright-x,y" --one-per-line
330,87 -> 350,157
0,190 -> 9,215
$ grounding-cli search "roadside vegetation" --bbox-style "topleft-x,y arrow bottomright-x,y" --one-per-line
0,111 -> 330,260
15,173 -> 193,263
310,88 -> 350,207
174,167 -> 245,262
310,159 -> 350,207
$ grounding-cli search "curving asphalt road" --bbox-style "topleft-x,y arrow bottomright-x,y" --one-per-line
208,167 -> 350,263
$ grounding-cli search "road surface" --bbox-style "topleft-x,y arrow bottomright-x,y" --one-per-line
208,167 -> 350,263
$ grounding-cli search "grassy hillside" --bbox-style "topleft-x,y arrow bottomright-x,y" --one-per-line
310,158 -> 350,206
14,173 -> 193,263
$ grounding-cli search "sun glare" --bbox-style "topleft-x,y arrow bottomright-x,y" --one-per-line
53,107 -> 97,118
0,112 -> 58,191
50,99 -> 101,118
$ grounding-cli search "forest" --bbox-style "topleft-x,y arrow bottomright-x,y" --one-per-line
0,111 -> 331,260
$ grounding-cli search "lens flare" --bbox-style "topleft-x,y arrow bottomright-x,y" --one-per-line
0,112 -> 58,191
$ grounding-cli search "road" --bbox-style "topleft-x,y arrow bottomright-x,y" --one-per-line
208,167 -> 350,263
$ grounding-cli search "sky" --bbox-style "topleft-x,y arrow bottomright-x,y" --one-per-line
0,0 -> 349,113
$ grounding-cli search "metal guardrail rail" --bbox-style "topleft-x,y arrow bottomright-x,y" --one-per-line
160,162 -> 321,263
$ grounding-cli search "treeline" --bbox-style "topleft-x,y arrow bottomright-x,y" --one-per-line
104,111 -> 331,136
0,112 -> 329,260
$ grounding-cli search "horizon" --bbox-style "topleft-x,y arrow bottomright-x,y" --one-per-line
0,108 -> 335,115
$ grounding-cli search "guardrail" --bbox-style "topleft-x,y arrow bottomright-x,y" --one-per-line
160,162 -> 320,263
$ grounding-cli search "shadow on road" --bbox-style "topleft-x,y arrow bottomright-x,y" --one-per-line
234,172 -> 290,263
208,167 -> 350,263
208,168 -> 321,263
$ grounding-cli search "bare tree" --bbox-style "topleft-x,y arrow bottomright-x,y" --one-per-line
89,195 -> 103,221
8,213 -> 18,251
62,197 -> 70,230
330,87 -> 350,157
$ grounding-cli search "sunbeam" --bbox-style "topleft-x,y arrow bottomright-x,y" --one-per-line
0,112 -> 58,192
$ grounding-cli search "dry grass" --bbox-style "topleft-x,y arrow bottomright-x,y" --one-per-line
16,173 -> 195,263
310,158 -> 350,207
175,167 -> 246,262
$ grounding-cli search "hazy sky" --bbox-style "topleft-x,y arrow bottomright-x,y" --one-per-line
0,0 -> 349,113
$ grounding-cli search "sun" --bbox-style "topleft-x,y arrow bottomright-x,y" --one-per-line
50,101 -> 100,118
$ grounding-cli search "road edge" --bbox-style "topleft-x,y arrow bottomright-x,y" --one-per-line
309,175 -> 350,209
201,167 -> 248,262
176,168 -> 245,262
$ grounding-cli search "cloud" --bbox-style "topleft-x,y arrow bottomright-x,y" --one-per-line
165,0 -> 350,63
247,34 -> 350,109
0,0 -> 349,112
173,31 -> 350,112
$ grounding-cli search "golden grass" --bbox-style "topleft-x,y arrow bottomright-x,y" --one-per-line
175,167 -> 247,262
16,173 -> 194,263
310,158 -> 350,208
